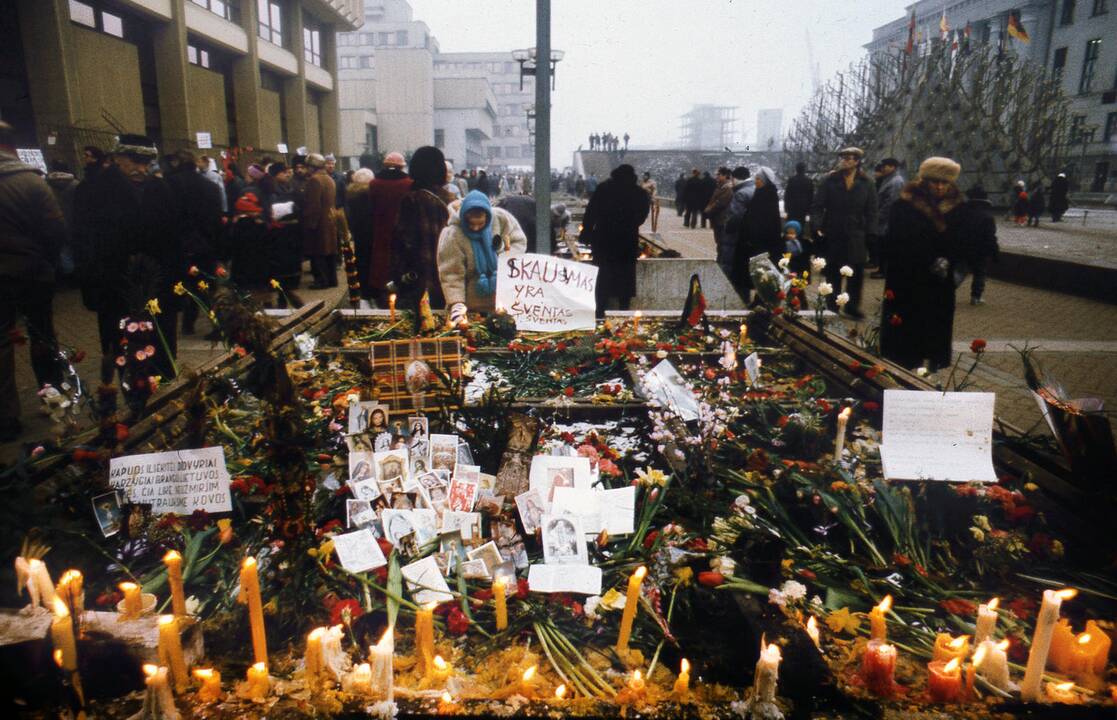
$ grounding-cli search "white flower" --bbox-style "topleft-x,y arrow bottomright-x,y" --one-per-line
656,349 -> 668,359
915,366 -> 929,377
835,292 -> 850,307
780,580 -> 807,601
768,587 -> 787,607
711,556 -> 737,575
810,256 -> 827,273
817,282 -> 834,297
970,527 -> 985,542
778,257 -> 791,270
584,595 -> 602,619
839,265 -> 854,278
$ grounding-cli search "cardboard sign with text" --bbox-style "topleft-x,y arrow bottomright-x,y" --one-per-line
109,447 -> 232,514
496,253 -> 598,332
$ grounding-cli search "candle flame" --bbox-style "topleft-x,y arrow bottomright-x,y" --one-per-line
308,626 -> 325,641
634,566 -> 647,581
252,662 -> 266,672
243,556 -> 257,569
59,569 -> 82,584
681,658 -> 690,674
806,616 -> 821,646
119,581 -> 138,592
764,643 -> 782,661
1054,681 -> 1075,692
1078,633 -> 1092,645
555,683 -> 567,699
422,601 -> 438,612
158,614 -> 175,627
51,596 -> 70,618
996,639 -> 1010,651
29,558 -> 43,569
839,407 -> 852,420
633,311 -> 642,319
53,649 -> 63,667
1055,588 -> 1077,600
193,668 -> 213,680
633,670 -> 642,683
944,657 -> 961,673
143,663 -> 159,677
375,627 -> 393,650
877,595 -> 893,613
440,691 -> 453,703
522,665 -> 536,682
986,597 -> 999,610
972,644 -> 988,667
949,635 -> 968,649
163,550 -> 181,562
433,655 -> 449,671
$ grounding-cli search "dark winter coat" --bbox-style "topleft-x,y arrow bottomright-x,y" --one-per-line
963,198 -> 998,262
674,175 -> 686,204
165,166 -> 223,262
1049,176 -> 1070,215
0,153 -> 66,285
392,185 -> 454,309
739,181 -> 783,264
699,173 -> 717,209
783,171 -> 814,222
346,181 -> 375,293
879,181 -> 967,370
302,170 -> 337,256
365,168 -> 412,294
811,171 -> 878,266
1028,187 -> 1046,216
227,215 -> 273,289
495,194 -> 538,254
580,174 -> 650,301
683,175 -> 704,210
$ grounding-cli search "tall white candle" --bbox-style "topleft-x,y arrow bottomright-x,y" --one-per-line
370,628 -> 394,700
1021,588 -> 1076,701
975,597 -> 999,645
29,559 -> 57,607
834,407 -> 852,460
753,642 -> 781,704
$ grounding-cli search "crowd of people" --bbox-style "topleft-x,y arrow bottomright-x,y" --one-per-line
587,132 -> 629,153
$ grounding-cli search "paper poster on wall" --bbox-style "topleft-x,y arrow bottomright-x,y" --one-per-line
195,132 -> 212,149
878,390 -> 997,483
16,149 -> 47,174
277,143 -> 289,154
108,447 -> 232,514
496,253 -> 598,332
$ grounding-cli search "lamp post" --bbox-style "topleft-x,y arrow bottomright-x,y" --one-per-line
520,1 -> 563,255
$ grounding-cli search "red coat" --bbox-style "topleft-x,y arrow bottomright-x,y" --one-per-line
366,171 -> 412,291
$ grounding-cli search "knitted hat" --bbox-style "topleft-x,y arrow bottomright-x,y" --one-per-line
918,156 -> 961,183
247,163 -> 266,180
235,191 -> 262,215
351,168 -> 374,184
783,220 -> 802,235
306,153 -> 326,168
383,151 -> 406,168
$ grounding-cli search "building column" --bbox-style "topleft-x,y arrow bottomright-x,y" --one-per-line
282,2 -> 308,152
16,0 -> 78,139
151,0 -> 192,149
319,26 -> 341,155
232,0 -> 266,150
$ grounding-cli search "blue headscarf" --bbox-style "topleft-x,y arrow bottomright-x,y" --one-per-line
460,191 -> 498,297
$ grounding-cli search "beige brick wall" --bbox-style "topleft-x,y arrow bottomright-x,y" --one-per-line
259,88 -> 283,151
187,66 -> 229,147
71,28 -> 145,132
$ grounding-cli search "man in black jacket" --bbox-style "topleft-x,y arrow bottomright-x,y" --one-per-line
783,162 -> 813,226
0,122 -> 67,439
579,164 -> 650,317
811,147 -> 878,319
164,150 -> 222,335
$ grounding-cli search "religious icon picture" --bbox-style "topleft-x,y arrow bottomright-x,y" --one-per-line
349,451 -> 376,483
515,488 -> 547,535
374,448 -> 409,484
396,530 -> 420,560
367,404 -> 390,434
346,499 -> 376,529
429,434 -> 459,472
447,477 -> 479,513
382,509 -> 416,547
548,467 -> 575,502
345,432 -> 374,453
493,519 -> 529,569
506,413 -> 539,453
349,401 -> 387,434
541,514 -> 589,565
92,490 -> 123,538
377,475 -> 405,503
348,476 -> 381,502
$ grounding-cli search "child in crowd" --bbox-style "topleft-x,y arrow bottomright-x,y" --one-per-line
783,220 -> 807,274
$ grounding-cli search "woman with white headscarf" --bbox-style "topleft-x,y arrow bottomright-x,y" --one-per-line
733,166 -> 783,292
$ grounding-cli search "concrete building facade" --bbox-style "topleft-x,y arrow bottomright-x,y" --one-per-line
756,109 -> 783,151
2,0 -> 363,165
867,0 -> 1117,193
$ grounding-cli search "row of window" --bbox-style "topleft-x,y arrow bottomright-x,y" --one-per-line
438,61 -> 518,75
1071,111 -> 1117,143
190,0 -> 237,22
1059,0 -> 1109,25
486,145 -> 534,159
339,56 -> 375,70
69,0 -> 124,38
1053,38 -> 1114,95
338,31 -> 414,48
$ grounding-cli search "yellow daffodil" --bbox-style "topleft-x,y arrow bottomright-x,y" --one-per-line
270,278 -> 281,290
825,606 -> 862,635
173,282 -> 187,296
634,467 -> 668,487
145,298 -> 161,316
197,280 -> 209,291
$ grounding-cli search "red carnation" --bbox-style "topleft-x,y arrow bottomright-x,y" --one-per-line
697,571 -> 725,587
563,386 -> 574,397
516,577 -> 530,599
643,529 -> 659,549
473,588 -> 493,601
848,360 -> 863,372
884,289 -> 895,301
939,598 -> 977,616
330,598 -> 364,627
447,606 -> 469,636
970,338 -> 987,353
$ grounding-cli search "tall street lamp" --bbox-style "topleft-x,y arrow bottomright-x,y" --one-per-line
512,47 -> 565,91
526,1 -> 562,255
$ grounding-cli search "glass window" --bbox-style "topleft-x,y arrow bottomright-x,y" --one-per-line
200,49 -> 209,67
1105,112 -> 1117,142
303,26 -> 321,66
1053,47 -> 1068,79
101,11 -> 123,37
396,30 -> 407,46
1060,0 -> 1076,24
522,144 -> 533,157
1080,38 -> 1102,93
258,1 -> 283,46
1092,0 -> 1108,14
378,32 -> 390,45
187,45 -> 198,64
434,129 -> 445,148
69,0 -> 96,26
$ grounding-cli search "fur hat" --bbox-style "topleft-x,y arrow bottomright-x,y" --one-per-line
918,156 -> 961,183
837,146 -> 864,158
113,133 -> 158,158
351,167 -> 374,184
783,220 -> 802,235
306,153 -> 326,168
383,151 -> 406,168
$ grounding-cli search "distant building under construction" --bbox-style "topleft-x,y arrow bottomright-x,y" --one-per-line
679,104 -> 737,150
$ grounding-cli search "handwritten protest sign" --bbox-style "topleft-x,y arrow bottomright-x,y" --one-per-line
109,447 -> 232,514
496,253 -> 598,332
879,390 -> 997,483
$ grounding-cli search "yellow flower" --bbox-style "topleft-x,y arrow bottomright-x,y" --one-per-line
673,567 -> 694,586
208,311 -> 217,322
173,282 -> 187,296
825,606 -> 862,635
145,298 -> 162,315
270,278 -> 281,290
197,280 -> 209,291
634,467 -> 668,487
318,539 -> 335,561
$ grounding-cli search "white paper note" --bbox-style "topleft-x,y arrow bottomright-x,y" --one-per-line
401,556 -> 454,605
879,390 -> 998,483
109,447 -> 232,514
744,352 -> 761,386
527,564 -> 602,595
642,360 -> 700,421
332,528 -> 387,573
497,253 -> 599,332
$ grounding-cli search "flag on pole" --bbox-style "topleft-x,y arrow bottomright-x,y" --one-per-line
904,10 -> 916,55
939,10 -> 950,39
1007,11 -> 1030,43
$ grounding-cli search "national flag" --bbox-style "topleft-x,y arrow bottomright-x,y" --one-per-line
1007,11 -> 1030,43
939,10 -> 950,38
904,10 -> 916,55
679,273 -> 708,329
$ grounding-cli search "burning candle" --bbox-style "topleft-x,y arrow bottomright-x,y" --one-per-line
29,559 -> 57,608
1021,588 -> 1076,701
56,570 -> 84,617
616,565 -> 647,655
50,598 -> 78,671
1045,680 -> 1079,703
932,634 -> 970,664
870,595 -> 892,642
305,626 -> 326,689
672,658 -> 691,701
193,668 -> 222,702
239,557 -> 268,667
975,597 -> 999,644
927,658 -> 963,702
438,691 -> 458,712
388,293 -> 397,321
973,639 -> 1013,692
1068,625 -> 1111,677
246,662 -> 269,701
157,615 -> 189,693
629,668 -> 646,692
632,311 -> 642,335
554,683 -> 567,700
806,616 -> 821,649
143,665 -> 178,720
163,551 -> 187,618
861,640 -> 896,697
431,655 -> 452,686
120,581 -> 143,619
494,577 -> 508,631
738,323 -> 748,347
752,641 -> 781,704
1049,619 -> 1075,671
520,664 -> 538,698
346,663 -> 372,695
371,628 -> 394,699
834,407 -> 852,460
415,602 -> 435,675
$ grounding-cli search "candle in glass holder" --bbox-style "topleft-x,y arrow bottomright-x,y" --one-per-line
834,407 -> 852,459
1021,588 -> 1076,701
861,640 -> 896,696
1045,681 -> 1079,704
672,658 -> 691,701
371,628 -> 394,699
415,602 -> 435,675
494,577 -> 508,631
973,639 -> 1013,692
932,634 -> 970,664
975,597 -> 999,644
927,658 -> 963,702
615,566 -> 647,655
50,598 -> 78,671
239,557 -> 268,667
869,595 -> 892,642
246,662 -> 269,701
193,668 -> 222,702
120,581 -> 143,619
157,615 -> 189,693
143,665 -> 178,720
163,551 -> 187,618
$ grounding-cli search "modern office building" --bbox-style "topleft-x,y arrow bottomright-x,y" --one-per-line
756,109 -> 783,151
867,0 -> 1116,193
2,0 -> 363,165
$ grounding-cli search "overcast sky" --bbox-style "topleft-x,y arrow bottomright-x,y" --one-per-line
408,0 -> 907,167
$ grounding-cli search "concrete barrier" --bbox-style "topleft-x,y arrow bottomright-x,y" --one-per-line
989,252 -> 1117,305
633,258 -> 746,311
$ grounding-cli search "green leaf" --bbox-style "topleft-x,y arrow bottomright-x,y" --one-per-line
387,552 -> 401,631
825,586 -> 863,612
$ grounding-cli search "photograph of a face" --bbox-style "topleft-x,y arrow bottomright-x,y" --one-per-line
430,434 -> 459,472
92,491 -> 123,538
346,432 -> 374,453
349,476 -> 381,502
349,451 -> 376,483
493,519 -> 529,569
467,541 -> 503,577
382,509 -> 416,547
346,499 -> 376,529
515,488 -> 546,534
375,448 -> 409,484
541,514 -> 589,565
349,401 -> 389,435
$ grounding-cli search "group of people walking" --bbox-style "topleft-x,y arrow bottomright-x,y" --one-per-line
1010,174 -> 1070,227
